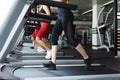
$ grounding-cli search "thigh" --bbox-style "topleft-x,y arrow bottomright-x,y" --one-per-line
50,19 -> 63,44
37,22 -> 51,38
32,29 -> 39,39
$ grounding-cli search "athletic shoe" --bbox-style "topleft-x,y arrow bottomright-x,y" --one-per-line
42,61 -> 56,70
84,57 -> 93,70
30,46 -> 34,49
45,51 -> 52,59
37,47 -> 46,53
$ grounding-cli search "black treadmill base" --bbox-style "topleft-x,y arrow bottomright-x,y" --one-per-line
14,65 -> 120,78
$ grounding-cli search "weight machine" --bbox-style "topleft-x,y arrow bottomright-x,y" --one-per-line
95,2 -> 114,52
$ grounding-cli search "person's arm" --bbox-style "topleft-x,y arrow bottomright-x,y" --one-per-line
50,0 -> 63,10
42,5 -> 51,15
38,5 -> 51,15
66,0 -> 71,3
53,0 -> 63,2
51,0 -> 69,9
53,0 -> 71,3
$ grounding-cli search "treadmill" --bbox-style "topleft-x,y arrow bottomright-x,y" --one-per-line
0,0 -> 120,80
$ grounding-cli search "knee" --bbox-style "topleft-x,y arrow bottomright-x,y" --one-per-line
31,37 -> 34,41
35,37 -> 39,42
50,39 -> 58,45
69,41 -> 79,48
31,38 -> 36,42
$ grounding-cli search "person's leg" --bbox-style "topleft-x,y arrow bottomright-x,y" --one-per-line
31,29 -> 39,49
36,22 -> 51,50
50,19 -> 62,64
36,37 -> 52,59
75,43 -> 88,59
31,37 -> 35,48
42,19 -> 62,69
36,37 -> 50,51
36,22 -> 52,58
65,21 -> 89,59
51,45 -> 58,64
64,14 -> 92,70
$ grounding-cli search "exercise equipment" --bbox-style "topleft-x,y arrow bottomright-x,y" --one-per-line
33,0 -> 77,10
0,0 -> 31,62
95,2 -> 114,52
28,17 -> 51,22
29,13 -> 57,20
0,0 -> 79,61
25,21 -> 40,26
0,0 -> 116,80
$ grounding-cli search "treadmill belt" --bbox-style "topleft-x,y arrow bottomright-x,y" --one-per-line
14,65 -> 120,78
48,66 -> 120,76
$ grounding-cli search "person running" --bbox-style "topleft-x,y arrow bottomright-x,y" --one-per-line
35,5 -> 52,59
31,26 -> 40,49
43,0 -> 92,70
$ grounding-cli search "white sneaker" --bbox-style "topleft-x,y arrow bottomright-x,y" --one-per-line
45,51 -> 52,59
37,47 -> 46,53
